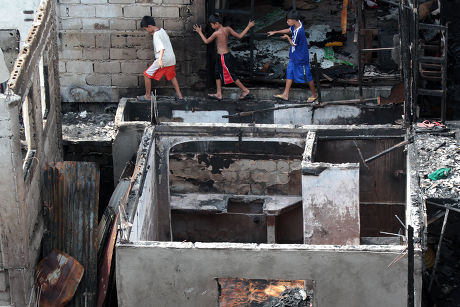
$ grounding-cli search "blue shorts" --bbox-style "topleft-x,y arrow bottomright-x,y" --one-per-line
286,61 -> 313,83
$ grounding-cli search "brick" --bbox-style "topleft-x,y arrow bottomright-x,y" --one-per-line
60,18 -> 83,30
163,0 -> 190,4
123,5 -> 151,18
60,32 -> 95,48
112,74 -> 138,87
60,5 -> 96,18
109,18 -> 136,30
121,61 -> 148,73
109,0 -> 135,3
94,61 -> 121,73
95,33 -> 111,48
59,48 -> 83,59
110,48 -> 137,60
95,4 -> 123,17
81,0 -> 107,3
86,73 -> 112,86
136,48 -> 154,60
83,48 -> 110,60
82,18 -> 109,29
151,6 -> 179,18
163,19 -> 184,31
66,61 -> 94,73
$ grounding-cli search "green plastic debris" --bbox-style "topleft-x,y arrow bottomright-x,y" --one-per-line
323,47 -> 354,67
428,167 -> 451,181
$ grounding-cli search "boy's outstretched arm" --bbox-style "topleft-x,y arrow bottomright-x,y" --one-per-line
267,28 -> 291,36
229,20 -> 255,39
193,24 -> 216,44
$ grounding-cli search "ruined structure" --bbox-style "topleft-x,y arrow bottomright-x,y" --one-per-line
0,0 -> 458,306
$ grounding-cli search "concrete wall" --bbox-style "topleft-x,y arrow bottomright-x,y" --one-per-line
57,0 -> 207,103
170,154 -> 302,195
0,0 -> 62,304
0,0 -> 41,45
116,242 -> 422,307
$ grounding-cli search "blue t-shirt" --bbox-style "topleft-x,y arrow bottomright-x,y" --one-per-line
289,22 -> 309,65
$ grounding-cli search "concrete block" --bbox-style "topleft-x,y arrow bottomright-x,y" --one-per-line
111,33 -> 127,47
109,0 -> 135,3
59,48 -> 83,59
126,33 -> 152,48
61,32 -> 95,48
151,6 -> 179,18
59,73 -> 87,86
135,0 -> 161,3
136,49 -> 154,60
86,74 -> 112,86
60,18 -> 83,30
0,270 -> 8,292
123,5 -> 151,18
60,5 -> 96,18
110,48 -> 137,60
163,19 -> 184,31
82,48 -> 110,60
59,0 -> 81,3
96,33 -> 111,48
59,61 -> 66,73
163,0 -> 190,4
66,61 -> 93,73
94,61 -> 121,73
81,0 -> 108,3
109,18 -> 136,30
112,74 -> 138,87
95,4 -> 123,17
82,18 -> 110,30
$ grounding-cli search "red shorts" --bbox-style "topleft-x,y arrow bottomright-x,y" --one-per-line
144,65 -> 176,81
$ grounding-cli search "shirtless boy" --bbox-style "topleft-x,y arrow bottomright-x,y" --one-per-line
193,14 -> 254,100
268,10 -> 317,103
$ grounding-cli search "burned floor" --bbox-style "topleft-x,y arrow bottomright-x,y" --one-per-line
1,0 -> 460,306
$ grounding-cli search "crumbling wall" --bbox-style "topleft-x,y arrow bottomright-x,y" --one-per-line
170,154 -> 302,195
0,0 -> 62,304
0,0 -> 41,45
57,0 -> 206,103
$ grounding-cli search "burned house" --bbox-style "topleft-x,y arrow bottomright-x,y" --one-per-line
0,0 -> 459,306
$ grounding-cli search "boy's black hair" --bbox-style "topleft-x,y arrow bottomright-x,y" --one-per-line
286,9 -> 301,21
208,14 -> 222,24
140,16 -> 156,28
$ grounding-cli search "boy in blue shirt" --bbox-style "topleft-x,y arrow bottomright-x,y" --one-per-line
268,10 -> 317,103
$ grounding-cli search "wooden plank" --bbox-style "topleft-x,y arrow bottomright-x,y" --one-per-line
341,0 -> 349,34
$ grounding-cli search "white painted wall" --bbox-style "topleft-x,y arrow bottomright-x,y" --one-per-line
0,0 -> 41,45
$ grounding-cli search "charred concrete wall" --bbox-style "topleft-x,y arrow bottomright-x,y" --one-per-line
57,0 -> 206,103
170,153 -> 302,195
0,0 -> 62,305
116,242 -> 421,307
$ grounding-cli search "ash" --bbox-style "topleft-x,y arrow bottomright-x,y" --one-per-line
264,288 -> 311,307
62,111 -> 115,141
416,133 -> 460,199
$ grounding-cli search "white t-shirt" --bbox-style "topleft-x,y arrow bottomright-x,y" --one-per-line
0,48 -> 9,83
153,28 -> 176,67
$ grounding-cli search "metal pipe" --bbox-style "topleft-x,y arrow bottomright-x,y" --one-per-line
314,53 -> 321,103
429,209 -> 449,292
365,138 -> 413,163
361,47 -> 395,51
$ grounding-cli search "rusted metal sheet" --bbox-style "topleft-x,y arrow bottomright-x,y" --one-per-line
218,278 -> 313,306
36,249 -> 84,307
43,162 -> 99,307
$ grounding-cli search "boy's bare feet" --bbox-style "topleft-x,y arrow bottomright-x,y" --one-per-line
137,95 -> 151,102
239,90 -> 251,100
208,93 -> 222,101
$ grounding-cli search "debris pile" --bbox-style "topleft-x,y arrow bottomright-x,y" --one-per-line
62,110 -> 115,141
416,133 -> 460,199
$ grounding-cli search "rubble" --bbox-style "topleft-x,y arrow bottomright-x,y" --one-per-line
62,111 -> 115,141
416,132 -> 460,199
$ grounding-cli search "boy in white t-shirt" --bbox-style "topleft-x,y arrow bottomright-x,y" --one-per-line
137,16 -> 183,101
